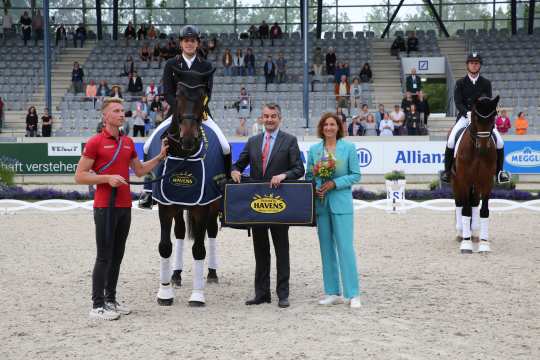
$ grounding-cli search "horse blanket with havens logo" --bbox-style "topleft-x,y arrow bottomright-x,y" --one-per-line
147,122 -> 225,205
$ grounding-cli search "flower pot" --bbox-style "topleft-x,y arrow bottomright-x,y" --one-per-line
385,179 -> 406,213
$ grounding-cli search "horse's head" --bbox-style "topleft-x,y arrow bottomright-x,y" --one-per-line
166,67 -> 215,156
470,95 -> 499,152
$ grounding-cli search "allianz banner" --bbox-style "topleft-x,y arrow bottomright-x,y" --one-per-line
223,181 -> 316,227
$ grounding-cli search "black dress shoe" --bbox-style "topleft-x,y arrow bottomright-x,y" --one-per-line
245,295 -> 271,305
278,298 -> 290,308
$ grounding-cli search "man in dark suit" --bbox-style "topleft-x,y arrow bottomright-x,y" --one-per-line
231,103 -> 305,308
263,56 -> 276,91
405,67 -> 422,97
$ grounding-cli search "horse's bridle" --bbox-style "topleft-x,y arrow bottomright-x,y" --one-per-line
469,107 -> 497,150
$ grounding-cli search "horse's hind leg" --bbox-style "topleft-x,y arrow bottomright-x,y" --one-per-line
478,196 -> 491,253
188,207 -> 209,307
171,209 -> 186,287
157,205 -> 176,306
460,198 -> 474,254
454,198 -> 463,242
206,204 -> 220,283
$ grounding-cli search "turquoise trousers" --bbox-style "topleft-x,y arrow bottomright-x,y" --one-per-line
316,212 -> 360,299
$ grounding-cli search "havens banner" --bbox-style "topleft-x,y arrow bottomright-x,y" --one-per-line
1,140 -> 539,175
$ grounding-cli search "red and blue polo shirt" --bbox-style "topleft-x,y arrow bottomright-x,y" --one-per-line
83,129 -> 138,208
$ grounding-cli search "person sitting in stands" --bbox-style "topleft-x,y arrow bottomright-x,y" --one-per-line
326,47 -> 336,75
379,112 -> 394,136
270,22 -> 282,46
124,22 -> 136,46
86,79 -> 98,106
122,55 -> 136,76
391,35 -> 405,57
359,63 -> 372,83
407,31 -> 419,57
147,25 -> 157,39
222,48 -> 233,76
97,80 -> 110,98
137,24 -> 147,40
110,85 -> 123,99
335,74 -> 350,110
127,71 -> 143,95
145,80 -> 158,101
140,42 -> 152,69
495,109 -> 511,134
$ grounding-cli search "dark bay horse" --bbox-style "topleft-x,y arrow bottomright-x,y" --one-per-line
155,70 -> 224,307
452,96 -> 499,254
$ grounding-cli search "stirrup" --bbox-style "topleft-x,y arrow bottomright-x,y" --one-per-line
440,171 -> 451,183
497,171 -> 511,184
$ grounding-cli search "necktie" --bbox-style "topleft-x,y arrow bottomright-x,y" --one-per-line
262,133 -> 271,175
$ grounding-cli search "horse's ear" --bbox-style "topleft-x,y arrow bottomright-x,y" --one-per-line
491,95 -> 500,108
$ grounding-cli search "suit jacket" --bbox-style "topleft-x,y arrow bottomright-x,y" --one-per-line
305,139 -> 361,214
454,75 -> 492,119
406,75 -> 421,93
264,61 -> 276,77
233,130 -> 304,181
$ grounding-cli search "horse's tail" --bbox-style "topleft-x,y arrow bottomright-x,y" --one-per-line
187,209 -> 196,241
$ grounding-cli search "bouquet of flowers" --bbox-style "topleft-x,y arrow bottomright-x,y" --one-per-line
312,152 -> 337,204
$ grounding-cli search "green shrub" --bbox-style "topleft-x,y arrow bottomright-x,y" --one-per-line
0,157 -> 16,187
384,170 -> 406,181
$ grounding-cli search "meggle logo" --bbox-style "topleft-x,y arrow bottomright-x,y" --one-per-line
505,147 -> 540,167
356,148 -> 372,167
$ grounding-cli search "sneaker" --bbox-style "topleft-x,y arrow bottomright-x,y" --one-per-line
89,307 -> 120,320
349,297 -> 362,309
105,301 -> 131,315
318,295 -> 344,306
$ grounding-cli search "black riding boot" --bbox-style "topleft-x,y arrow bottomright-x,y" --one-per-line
440,147 -> 454,183
496,148 -> 510,183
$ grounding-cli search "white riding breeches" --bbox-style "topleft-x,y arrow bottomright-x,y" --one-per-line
143,114 -> 231,155
447,114 -> 504,150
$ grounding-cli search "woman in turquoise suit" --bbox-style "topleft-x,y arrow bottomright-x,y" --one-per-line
306,112 -> 362,308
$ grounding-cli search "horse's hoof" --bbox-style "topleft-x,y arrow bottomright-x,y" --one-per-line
478,241 -> 491,253
460,249 -> 473,254
460,240 -> 473,254
207,269 -> 219,284
188,300 -> 206,307
189,290 -> 206,306
157,298 -> 174,306
171,270 -> 182,287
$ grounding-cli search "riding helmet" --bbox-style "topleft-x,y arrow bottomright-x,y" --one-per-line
466,52 -> 482,64
180,25 -> 200,41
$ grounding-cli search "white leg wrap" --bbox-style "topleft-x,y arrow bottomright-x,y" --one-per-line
493,128 -> 504,149
462,216 -> 472,239
173,238 -> 184,271
193,260 -> 205,291
160,257 -> 172,284
447,116 -> 470,149
204,116 -> 231,154
207,237 -> 218,270
455,207 -> 463,232
471,206 -> 480,231
480,217 -> 489,241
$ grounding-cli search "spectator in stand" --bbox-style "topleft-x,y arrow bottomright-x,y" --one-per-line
122,55 -> 136,76
259,20 -> 269,45
358,104 -> 370,124
132,96 -> 148,137
515,112 -> 529,135
364,113 -> 377,136
348,114 -> 364,136
145,80 -> 158,102
26,106 -> 38,137
335,74 -> 350,110
127,71 -> 143,95
152,42 -> 162,68
157,79 -> 164,96
208,36 -> 217,54
270,22 -> 282,46
374,104 -> 385,135
140,42 -> 152,69
336,107 -> 348,134
237,87 -> 251,131
163,40 -> 175,60
405,67 -> 422,97
198,39 -> 209,59
313,47 -> 323,76
147,25 -> 157,40
137,24 -> 147,41
32,10 -> 43,45
110,85 -> 123,99
124,22 -> 136,46
248,24 -> 258,46
407,31 -> 419,57
334,63 -> 344,84
55,24 -> 67,47
401,92 -> 414,113
390,104 -> 405,135
416,93 -> 430,128
343,63 -> 351,79
233,49 -> 244,76
97,80 -> 110,98
251,115 -> 264,135
359,63 -> 372,83
276,52 -> 287,83
349,77 -> 362,110
326,47 -> 337,75
244,47 -> 255,76
75,23 -> 86,48
390,35 -> 405,57
86,79 -> 98,106
379,112 -> 394,136
149,95 -> 163,125
222,48 -> 233,76
41,107 -> 52,137
2,9 -> 13,39
495,109 -> 511,134
263,55 -> 276,91
405,103 -> 421,135
72,62 -> 84,94
20,11 -> 32,46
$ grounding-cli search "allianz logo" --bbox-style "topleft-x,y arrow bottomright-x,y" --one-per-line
505,147 -> 540,167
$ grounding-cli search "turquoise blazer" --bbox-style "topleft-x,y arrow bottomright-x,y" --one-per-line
305,139 -> 361,214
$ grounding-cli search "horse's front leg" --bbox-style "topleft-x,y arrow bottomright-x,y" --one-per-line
188,206 -> 210,307
171,209 -> 186,287
478,196 -> 491,253
156,204 -> 176,306
460,194 -> 474,254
